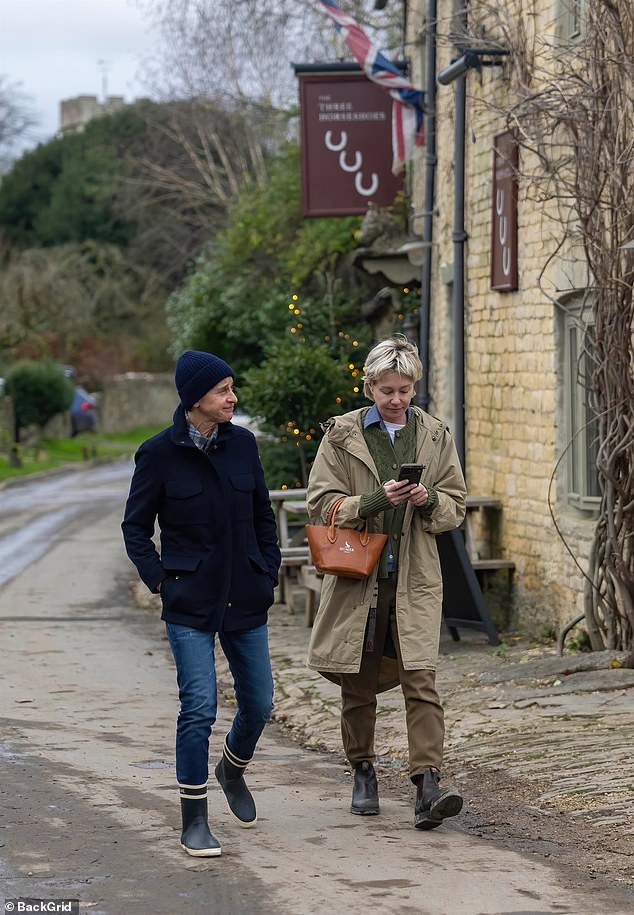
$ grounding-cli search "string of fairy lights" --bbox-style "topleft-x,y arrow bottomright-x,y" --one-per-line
278,285 -> 421,488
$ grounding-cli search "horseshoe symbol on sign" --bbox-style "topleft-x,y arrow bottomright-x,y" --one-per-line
323,128 -> 380,199
339,149 -> 363,172
355,171 -> 379,196
325,130 -> 348,152
496,188 -> 511,275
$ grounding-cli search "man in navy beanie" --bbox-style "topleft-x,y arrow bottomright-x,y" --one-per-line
122,350 -> 281,857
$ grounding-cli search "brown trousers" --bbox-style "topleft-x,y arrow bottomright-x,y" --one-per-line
340,577 -> 444,778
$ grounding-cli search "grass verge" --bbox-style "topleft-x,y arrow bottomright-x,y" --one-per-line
0,426 -> 165,483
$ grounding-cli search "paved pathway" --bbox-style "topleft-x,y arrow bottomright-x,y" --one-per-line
135,578 -> 634,891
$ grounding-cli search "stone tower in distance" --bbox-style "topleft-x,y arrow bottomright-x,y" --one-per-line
59,95 -> 126,135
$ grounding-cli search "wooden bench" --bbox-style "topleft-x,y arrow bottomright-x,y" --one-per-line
269,489 -> 311,606
465,496 -> 516,594
269,489 -> 308,546
297,564 -> 323,627
277,546 -> 312,606
471,558 -> 515,571
270,490 -> 516,627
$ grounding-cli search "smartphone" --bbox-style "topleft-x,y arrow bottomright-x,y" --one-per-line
398,463 -> 426,485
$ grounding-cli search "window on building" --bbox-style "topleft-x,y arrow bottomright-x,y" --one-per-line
560,297 -> 600,510
556,0 -> 586,44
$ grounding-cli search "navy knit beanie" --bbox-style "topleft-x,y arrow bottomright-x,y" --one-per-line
175,350 -> 236,409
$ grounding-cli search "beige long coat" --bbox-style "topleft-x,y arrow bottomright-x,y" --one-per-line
306,406 -> 466,691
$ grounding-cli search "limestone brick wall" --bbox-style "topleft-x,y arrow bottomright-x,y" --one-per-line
99,373 -> 176,434
406,0 -> 595,633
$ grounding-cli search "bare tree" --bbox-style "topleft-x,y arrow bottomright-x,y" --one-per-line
118,98 -> 280,282
0,242 -> 165,366
134,0 -> 404,108
0,247 -> 94,358
0,75 -> 37,172
453,1 -> 634,657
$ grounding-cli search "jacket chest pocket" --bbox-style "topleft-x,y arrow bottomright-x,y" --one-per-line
163,479 -> 204,525
230,473 -> 255,521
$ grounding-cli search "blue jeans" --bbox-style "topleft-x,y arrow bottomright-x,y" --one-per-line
165,623 -> 274,788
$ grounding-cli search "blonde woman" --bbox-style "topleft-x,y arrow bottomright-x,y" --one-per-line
307,335 -> 466,829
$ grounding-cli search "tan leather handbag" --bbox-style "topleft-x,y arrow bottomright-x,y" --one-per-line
305,497 -> 388,579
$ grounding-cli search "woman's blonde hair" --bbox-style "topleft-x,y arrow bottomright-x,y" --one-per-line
362,334 -> 423,398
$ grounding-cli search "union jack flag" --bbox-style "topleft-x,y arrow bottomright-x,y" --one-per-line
318,0 -> 424,174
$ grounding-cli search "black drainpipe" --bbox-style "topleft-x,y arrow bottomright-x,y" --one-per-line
452,71 -> 467,473
451,0 -> 469,475
418,0 -> 437,412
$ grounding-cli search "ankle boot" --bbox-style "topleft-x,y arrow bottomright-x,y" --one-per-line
414,768 -> 463,830
214,742 -> 257,828
180,795 -> 221,856
350,761 -> 380,815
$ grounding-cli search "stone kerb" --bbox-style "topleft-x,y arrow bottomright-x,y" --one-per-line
100,373 -> 175,434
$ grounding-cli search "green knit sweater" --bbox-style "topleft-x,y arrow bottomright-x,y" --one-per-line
359,409 -> 438,577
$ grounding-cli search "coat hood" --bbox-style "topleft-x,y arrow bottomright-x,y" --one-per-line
321,406 -> 446,447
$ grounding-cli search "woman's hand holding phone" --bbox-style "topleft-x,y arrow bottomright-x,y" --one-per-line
407,483 -> 429,507
383,478 -> 417,505
383,463 -> 429,507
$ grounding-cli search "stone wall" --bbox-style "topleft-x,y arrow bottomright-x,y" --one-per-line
99,373 -> 176,434
17,412 -> 70,446
406,0 -> 595,633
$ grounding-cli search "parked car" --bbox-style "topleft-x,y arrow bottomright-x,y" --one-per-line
70,385 -> 97,436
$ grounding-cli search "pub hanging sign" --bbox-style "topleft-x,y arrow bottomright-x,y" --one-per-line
491,131 -> 519,291
295,65 -> 403,218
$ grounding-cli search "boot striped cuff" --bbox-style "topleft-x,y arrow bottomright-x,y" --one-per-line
223,738 -> 251,770
179,782 -> 208,799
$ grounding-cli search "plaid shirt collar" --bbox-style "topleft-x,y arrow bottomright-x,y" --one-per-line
186,415 -> 218,453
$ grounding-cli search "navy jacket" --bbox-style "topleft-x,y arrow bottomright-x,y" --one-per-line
122,405 -> 281,632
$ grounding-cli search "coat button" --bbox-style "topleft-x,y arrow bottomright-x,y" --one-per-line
175,575 -> 180,580
227,602 -> 232,608
392,463 -> 397,469
392,534 -> 398,540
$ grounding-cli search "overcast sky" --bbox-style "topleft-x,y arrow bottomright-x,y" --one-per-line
1,0 -> 158,153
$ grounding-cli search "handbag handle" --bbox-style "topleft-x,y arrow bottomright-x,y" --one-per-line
326,497 -> 371,546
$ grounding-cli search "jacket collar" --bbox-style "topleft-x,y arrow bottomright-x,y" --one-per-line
318,409 -> 374,479
169,403 -> 235,447
322,405 -> 440,444
363,403 -> 412,430
321,406 -> 446,482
